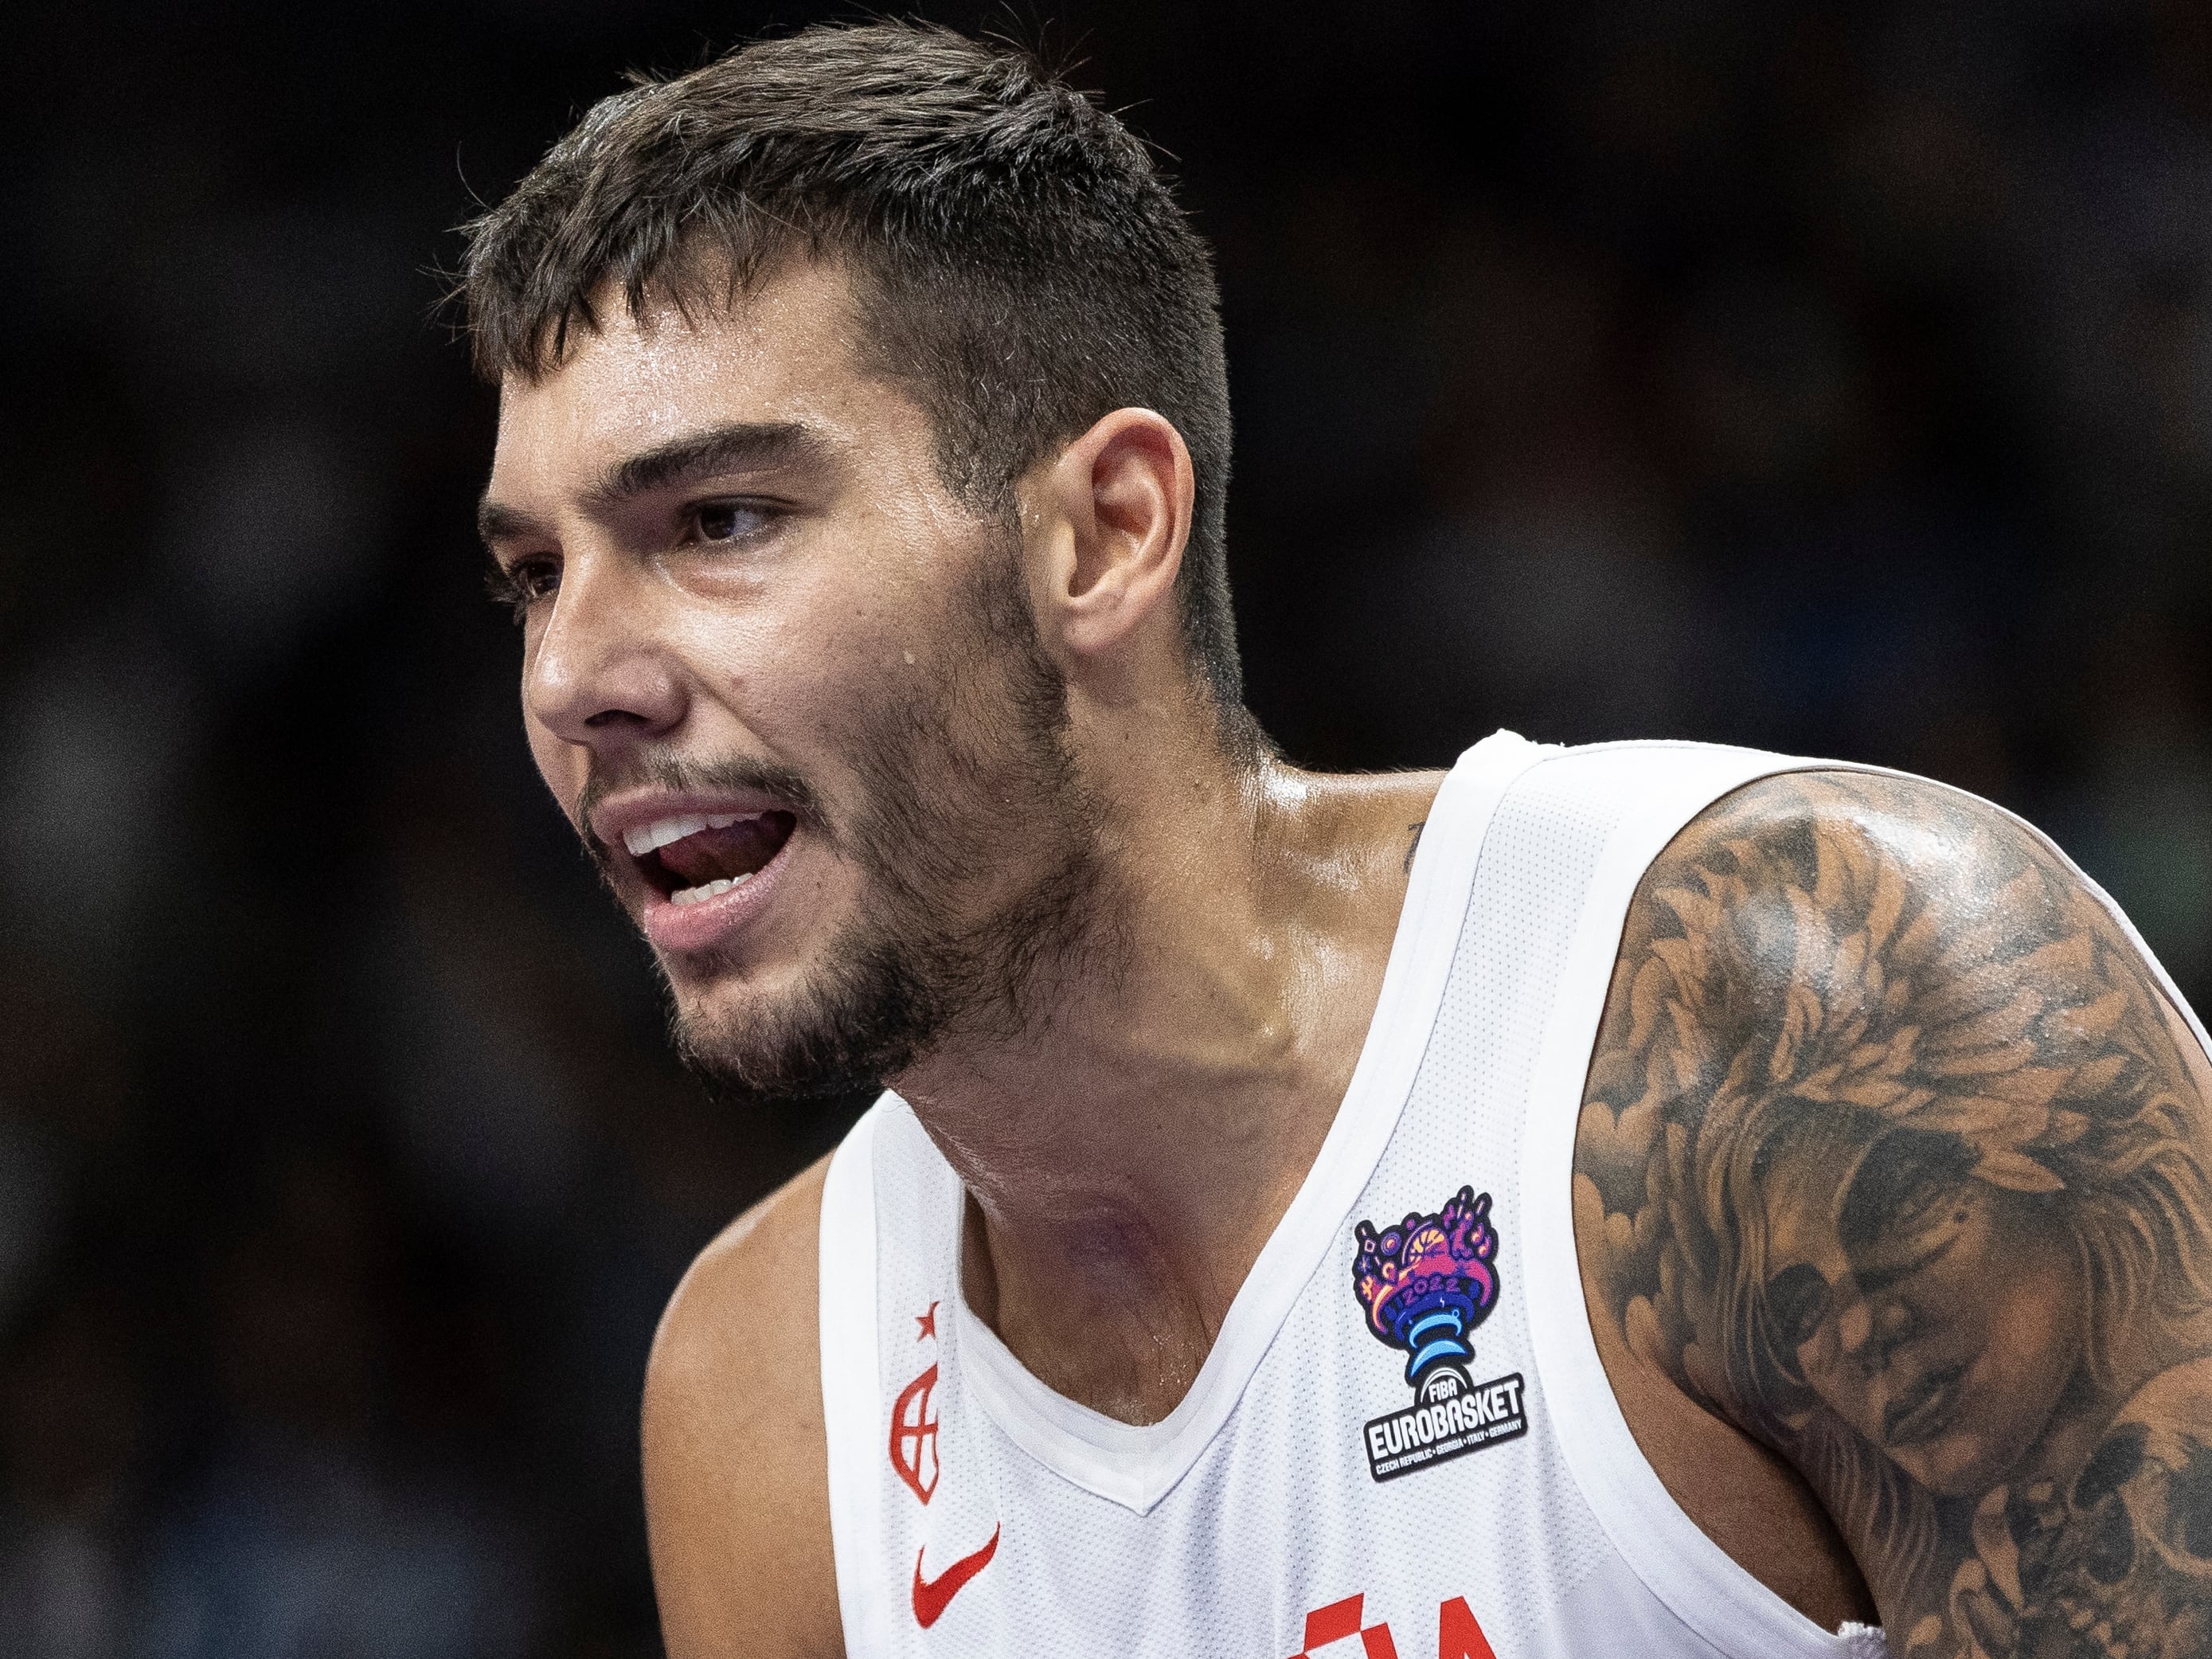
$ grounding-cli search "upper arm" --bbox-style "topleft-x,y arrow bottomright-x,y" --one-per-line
643,1156 -> 844,1659
1574,769 -> 2212,1657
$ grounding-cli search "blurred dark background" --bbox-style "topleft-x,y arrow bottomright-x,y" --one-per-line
2,2 -> 2210,1653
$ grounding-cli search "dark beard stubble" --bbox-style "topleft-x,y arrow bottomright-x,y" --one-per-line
584,534 -> 1111,1102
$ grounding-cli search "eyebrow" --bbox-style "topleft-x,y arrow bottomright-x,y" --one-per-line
587,420 -> 827,511
476,499 -> 541,548
476,420 -> 829,547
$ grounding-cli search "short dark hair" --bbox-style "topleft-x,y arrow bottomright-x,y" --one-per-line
461,22 -> 1248,722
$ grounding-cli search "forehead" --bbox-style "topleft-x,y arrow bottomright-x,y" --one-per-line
488,260 -> 909,495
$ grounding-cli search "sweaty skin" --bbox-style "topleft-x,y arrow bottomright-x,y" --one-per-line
487,262 -> 2212,1659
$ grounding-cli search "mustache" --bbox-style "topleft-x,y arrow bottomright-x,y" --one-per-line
573,749 -> 823,863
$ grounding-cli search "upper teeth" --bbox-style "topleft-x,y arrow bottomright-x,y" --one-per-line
623,812 -> 756,857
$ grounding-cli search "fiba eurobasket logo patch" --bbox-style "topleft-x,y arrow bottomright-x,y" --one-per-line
1351,1185 -> 1527,1481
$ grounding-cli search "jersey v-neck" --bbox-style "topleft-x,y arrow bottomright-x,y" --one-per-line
940,730 -> 1551,1513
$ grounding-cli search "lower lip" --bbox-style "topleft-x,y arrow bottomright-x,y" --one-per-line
1885,1364 -> 1968,1447
638,832 -> 796,957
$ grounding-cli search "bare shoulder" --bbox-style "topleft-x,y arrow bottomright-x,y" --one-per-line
645,1154 -> 843,1659
1576,767 -> 2212,1655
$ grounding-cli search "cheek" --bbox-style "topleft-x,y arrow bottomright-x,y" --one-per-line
1910,1236 -> 2082,1490
1951,1202 -> 2078,1370
682,573 -> 920,738
1972,1236 -> 2083,1410
1920,1201 -> 2004,1316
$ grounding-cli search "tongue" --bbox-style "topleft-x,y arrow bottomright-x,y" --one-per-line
657,812 -> 794,887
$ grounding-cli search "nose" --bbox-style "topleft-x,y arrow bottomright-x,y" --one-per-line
1834,1285 -> 1913,1376
1835,1292 -> 1874,1362
524,549 -> 686,750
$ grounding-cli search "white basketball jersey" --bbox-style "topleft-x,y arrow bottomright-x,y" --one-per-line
821,733 -> 1931,1659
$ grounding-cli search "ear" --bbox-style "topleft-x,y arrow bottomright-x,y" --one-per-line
1030,407 -> 1194,667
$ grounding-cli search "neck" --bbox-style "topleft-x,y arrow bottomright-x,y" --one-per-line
890,740 -> 1444,1424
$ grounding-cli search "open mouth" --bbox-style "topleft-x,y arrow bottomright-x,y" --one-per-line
623,809 -> 798,907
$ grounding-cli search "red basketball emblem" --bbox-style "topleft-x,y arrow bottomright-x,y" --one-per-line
889,1364 -> 940,1504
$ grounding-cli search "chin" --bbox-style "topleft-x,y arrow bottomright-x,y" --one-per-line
667,974 -> 816,1068
662,939 -> 940,1104
1899,1399 -> 2047,1497
660,947 -> 805,1012
1899,1434 -> 2001,1497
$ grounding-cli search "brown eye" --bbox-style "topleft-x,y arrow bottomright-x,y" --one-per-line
487,557 -> 560,620
694,502 -> 772,542
513,558 -> 559,600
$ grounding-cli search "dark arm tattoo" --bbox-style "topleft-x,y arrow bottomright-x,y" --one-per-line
1575,770 -> 2212,1657
1405,821 -> 1426,876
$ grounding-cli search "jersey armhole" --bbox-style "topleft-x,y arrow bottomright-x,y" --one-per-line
820,1098 -> 893,1658
1511,745 -> 1882,1659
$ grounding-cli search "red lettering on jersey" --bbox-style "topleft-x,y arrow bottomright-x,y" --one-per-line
1437,1597 -> 1498,1659
1304,1594 -> 1365,1649
1288,1594 -> 1401,1659
1289,1594 -> 1495,1659
916,1301 -> 939,1341
911,1524 -> 999,1628
889,1364 -> 940,1504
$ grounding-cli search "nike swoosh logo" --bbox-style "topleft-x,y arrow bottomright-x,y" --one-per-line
911,1524 -> 1000,1628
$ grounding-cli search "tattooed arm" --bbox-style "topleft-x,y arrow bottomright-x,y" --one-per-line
1574,770 -> 2212,1658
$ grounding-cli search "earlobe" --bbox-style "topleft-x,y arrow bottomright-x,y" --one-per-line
1041,408 -> 1194,663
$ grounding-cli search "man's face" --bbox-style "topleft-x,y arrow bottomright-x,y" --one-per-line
482,262 -> 1100,1097
1758,1118 -> 2083,1495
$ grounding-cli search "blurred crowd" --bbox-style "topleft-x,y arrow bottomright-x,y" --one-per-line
2,1 -> 2209,1653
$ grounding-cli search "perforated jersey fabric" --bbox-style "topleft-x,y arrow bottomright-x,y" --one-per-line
819,734 -> 1917,1659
